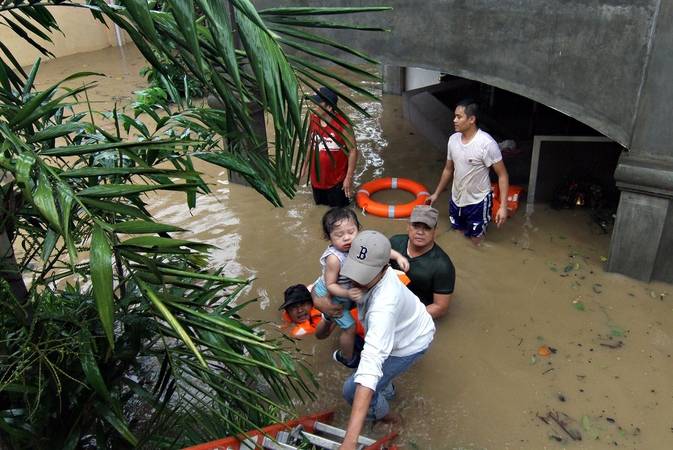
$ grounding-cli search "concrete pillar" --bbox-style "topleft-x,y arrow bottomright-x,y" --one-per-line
382,65 -> 405,95
606,154 -> 673,283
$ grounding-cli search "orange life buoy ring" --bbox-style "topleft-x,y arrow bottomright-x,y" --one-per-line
356,177 -> 430,218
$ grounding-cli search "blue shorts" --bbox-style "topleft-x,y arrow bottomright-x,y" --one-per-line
449,193 -> 493,238
314,278 -> 356,329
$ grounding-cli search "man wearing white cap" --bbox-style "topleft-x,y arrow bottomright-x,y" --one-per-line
389,205 -> 455,319
338,231 -> 435,449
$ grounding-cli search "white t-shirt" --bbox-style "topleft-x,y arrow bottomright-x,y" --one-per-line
354,267 -> 435,391
447,129 -> 503,207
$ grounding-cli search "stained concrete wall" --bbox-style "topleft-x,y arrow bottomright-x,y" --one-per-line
1,4 -> 132,68
253,0 -> 662,154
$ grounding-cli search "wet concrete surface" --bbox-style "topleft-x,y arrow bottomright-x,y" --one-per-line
34,45 -> 673,450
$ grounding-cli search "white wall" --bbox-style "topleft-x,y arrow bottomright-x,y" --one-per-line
404,67 -> 442,91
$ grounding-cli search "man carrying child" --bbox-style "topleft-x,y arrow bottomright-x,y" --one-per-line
337,231 -> 435,449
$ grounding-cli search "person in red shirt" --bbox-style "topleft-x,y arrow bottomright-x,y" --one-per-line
301,87 -> 358,207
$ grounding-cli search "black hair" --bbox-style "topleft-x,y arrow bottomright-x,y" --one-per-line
455,98 -> 480,126
321,207 -> 361,240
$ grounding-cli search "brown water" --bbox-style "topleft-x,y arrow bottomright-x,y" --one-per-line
34,45 -> 673,450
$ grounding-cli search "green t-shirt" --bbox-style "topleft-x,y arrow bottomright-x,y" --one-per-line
389,234 -> 456,306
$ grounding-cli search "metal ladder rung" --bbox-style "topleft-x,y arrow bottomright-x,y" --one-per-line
260,435 -> 301,450
313,421 -> 377,446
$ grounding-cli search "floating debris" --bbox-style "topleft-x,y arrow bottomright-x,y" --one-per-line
573,299 -> 585,311
547,411 -> 582,441
582,415 -> 591,431
600,341 -> 624,349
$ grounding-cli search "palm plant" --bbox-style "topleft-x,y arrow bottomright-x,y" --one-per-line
0,1 -> 388,448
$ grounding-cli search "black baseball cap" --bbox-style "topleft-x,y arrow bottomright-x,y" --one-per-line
279,284 -> 312,310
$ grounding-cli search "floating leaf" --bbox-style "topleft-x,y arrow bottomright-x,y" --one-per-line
582,415 -> 591,431
573,300 -> 585,311
619,429 -> 627,436
539,347 -> 551,356
530,355 -> 537,365
650,291 -> 656,298
564,264 -> 574,272
537,336 -> 543,341
610,325 -> 625,337
574,262 -> 580,270
572,282 -> 579,290
600,365 -> 607,369
589,246 -> 597,251
550,267 -> 558,272
559,236 -> 567,240
593,284 -> 602,293
571,250 -> 579,255
600,256 -> 607,262
546,260 -> 553,266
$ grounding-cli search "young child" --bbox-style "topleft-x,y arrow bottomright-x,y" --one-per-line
314,207 -> 409,368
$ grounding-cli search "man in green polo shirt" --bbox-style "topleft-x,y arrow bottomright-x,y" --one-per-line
389,205 -> 455,319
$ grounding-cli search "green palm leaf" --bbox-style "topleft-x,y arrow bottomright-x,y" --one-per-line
0,1 -> 387,447
90,223 -> 115,348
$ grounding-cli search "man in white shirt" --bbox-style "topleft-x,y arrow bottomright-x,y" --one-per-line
337,231 -> 435,449
426,98 -> 510,245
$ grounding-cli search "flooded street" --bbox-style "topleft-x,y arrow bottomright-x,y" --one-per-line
35,45 -> 673,449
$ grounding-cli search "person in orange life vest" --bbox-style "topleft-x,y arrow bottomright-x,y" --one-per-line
300,87 -> 358,207
280,284 -> 366,339
281,284 -> 366,368
280,284 -> 323,337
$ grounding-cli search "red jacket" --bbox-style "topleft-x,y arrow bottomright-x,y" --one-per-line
308,113 -> 349,189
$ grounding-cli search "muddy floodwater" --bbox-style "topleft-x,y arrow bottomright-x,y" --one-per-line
34,45 -> 673,449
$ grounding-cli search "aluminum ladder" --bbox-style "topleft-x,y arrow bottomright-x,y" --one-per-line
237,419 -> 398,450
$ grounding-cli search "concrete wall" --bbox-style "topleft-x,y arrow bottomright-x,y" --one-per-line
405,68 -> 442,91
252,0 -> 659,152
1,3 -> 131,68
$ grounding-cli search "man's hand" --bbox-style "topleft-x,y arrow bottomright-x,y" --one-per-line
311,288 -> 344,317
425,193 -> 438,206
495,206 -> 508,227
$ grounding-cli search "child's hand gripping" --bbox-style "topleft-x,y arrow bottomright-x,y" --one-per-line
348,287 -> 364,302
395,254 -> 410,272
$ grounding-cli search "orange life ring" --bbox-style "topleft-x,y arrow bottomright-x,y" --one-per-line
356,177 -> 430,218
